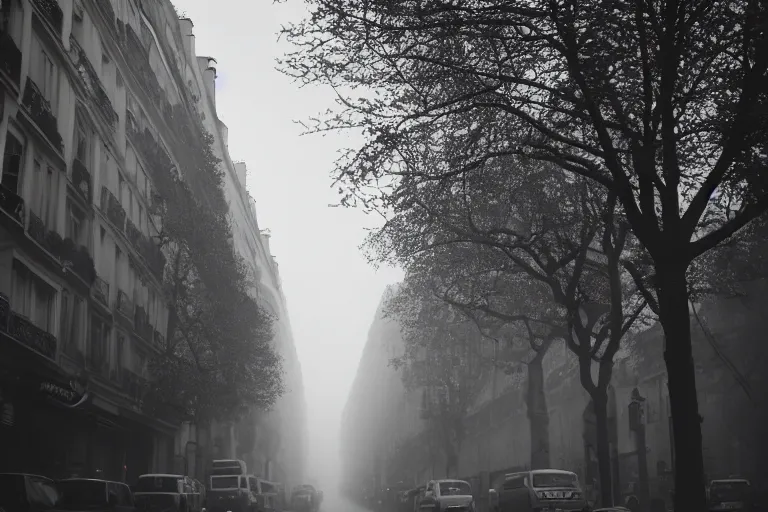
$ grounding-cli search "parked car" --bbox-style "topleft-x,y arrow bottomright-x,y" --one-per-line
56,478 -> 135,512
418,480 -> 474,512
489,469 -> 588,512
708,479 -> 754,512
206,474 -> 260,512
133,474 -> 203,512
0,473 -> 60,512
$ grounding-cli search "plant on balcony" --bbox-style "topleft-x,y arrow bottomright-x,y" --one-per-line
32,0 -> 63,34
71,244 -> 96,284
44,229 -> 64,257
22,78 -> 63,151
0,32 -> 22,86
72,158 -> 92,202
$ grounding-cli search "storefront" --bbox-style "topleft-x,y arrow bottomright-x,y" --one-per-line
0,331 -> 173,482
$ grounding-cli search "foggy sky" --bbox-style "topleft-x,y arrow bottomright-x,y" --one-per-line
175,0 -> 404,489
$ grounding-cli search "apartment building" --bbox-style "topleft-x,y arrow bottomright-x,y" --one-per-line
171,20 -> 306,489
0,0 -> 208,481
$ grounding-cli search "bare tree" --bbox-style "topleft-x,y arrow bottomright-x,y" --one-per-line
281,2 -> 768,506
367,158 -> 646,505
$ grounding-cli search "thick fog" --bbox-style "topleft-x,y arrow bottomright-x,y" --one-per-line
175,0 -> 403,493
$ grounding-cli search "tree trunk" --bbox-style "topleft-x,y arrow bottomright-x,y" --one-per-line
527,351 -> 550,470
657,265 -> 706,512
593,390 -> 614,508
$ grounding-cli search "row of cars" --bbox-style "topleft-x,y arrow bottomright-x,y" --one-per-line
0,472 -> 206,512
393,470 -> 591,512
396,470 -> 758,512
0,460 -> 284,512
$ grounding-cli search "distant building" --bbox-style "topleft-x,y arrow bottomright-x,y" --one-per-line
342,283 -> 768,504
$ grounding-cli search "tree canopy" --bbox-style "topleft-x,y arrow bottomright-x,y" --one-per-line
139,124 -> 284,423
281,2 -> 767,507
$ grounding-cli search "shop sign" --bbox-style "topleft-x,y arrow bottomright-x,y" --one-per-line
38,376 -> 89,408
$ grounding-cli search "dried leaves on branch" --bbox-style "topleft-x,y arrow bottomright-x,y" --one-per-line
143,129 -> 283,422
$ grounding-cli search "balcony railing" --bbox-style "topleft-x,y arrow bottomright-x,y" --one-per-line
92,275 -> 109,306
116,289 -> 134,320
0,184 -> 24,224
101,186 -> 126,229
25,215 -> 96,284
133,306 -> 153,342
71,158 -> 92,202
121,370 -> 146,404
68,35 -> 117,128
125,218 -> 141,247
22,77 -> 63,150
8,311 -> 58,360
153,329 -> 165,350
0,32 -> 22,86
31,0 -> 64,34
27,212 -> 46,246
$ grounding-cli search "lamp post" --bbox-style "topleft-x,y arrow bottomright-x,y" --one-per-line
629,388 -> 650,511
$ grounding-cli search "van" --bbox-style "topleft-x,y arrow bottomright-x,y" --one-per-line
489,469 -> 588,512
211,460 -> 247,476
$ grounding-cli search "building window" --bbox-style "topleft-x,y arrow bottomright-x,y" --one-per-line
31,154 -> 59,227
67,200 -> 87,247
11,260 -> 56,333
1,0 -> 23,43
74,118 -> 90,164
60,290 -> 84,352
1,131 -> 24,194
32,41 -> 58,109
89,316 -> 111,372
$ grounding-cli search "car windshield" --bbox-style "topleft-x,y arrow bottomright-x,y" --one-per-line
211,476 -> 240,489
0,475 -> 59,510
57,480 -> 106,510
710,482 -> 750,502
439,482 -> 471,496
135,476 -> 181,493
532,473 -> 578,488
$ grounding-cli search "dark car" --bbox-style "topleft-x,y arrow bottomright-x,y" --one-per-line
56,479 -> 135,512
0,473 -> 60,512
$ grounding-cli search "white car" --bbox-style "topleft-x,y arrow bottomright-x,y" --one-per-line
418,480 -> 475,512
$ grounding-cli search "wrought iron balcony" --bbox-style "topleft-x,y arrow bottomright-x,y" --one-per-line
101,186 -> 126,229
71,158 -> 92,202
92,276 -> 109,306
8,311 -> 57,360
0,293 -> 9,332
153,330 -> 166,350
68,36 -> 117,128
31,0 -> 63,34
22,78 -> 63,150
116,289 -> 134,320
133,306 -> 153,342
27,212 -> 46,246
125,218 -> 142,248
0,32 -> 22,86
121,370 -> 147,403
0,184 -> 24,225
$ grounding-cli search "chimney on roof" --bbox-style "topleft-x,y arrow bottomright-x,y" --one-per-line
179,18 -> 194,57
197,57 -> 217,108
234,161 -> 247,187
